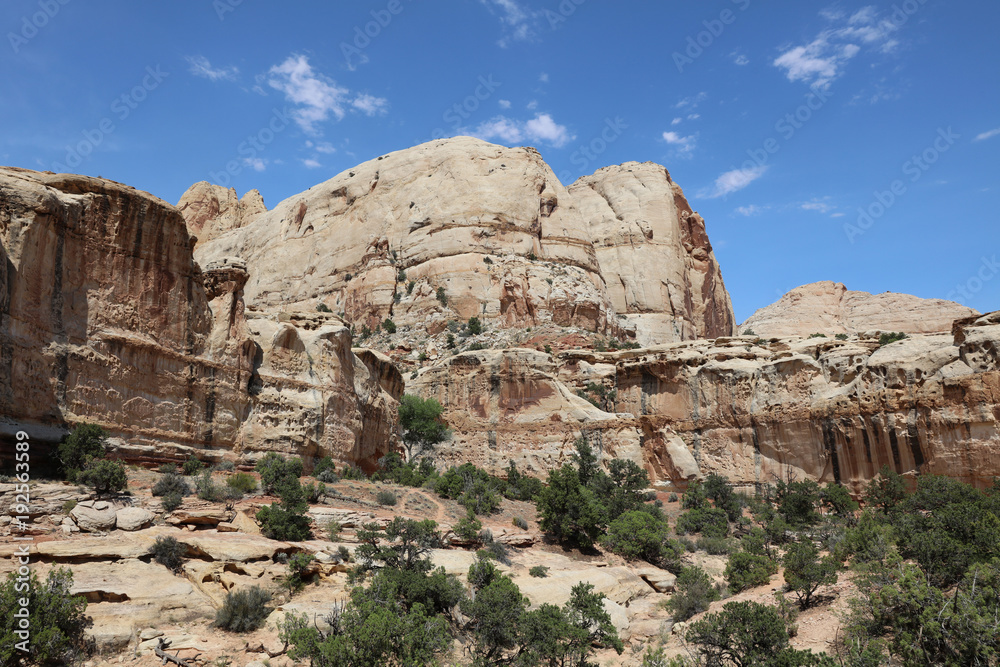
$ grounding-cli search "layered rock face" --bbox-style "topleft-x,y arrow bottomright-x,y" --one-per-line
191,137 -> 735,345
177,181 -> 266,248
421,313 -> 1000,490
0,168 -> 400,469
741,281 -> 978,337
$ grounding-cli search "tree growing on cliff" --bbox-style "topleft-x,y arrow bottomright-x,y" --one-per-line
398,394 -> 449,462
0,568 -> 92,666
57,423 -> 108,481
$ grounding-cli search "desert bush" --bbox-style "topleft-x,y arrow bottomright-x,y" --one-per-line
255,453 -> 304,494
158,463 -> 178,474
665,566 -> 721,622
153,473 -> 191,498
76,459 -> 128,495
602,510 -> 682,572
161,492 -> 183,512
226,472 -> 257,494
57,424 -> 108,482
327,520 -> 341,541
696,536 -> 735,556
783,540 -> 839,608
529,565 -> 549,578
282,553 -> 316,594
213,460 -> 235,472
725,551 -> 778,592
454,509 -> 483,542
382,318 -> 397,334
214,586 -> 272,632
676,507 -> 729,538
878,331 -> 908,346
466,316 -> 483,335
0,568 -> 92,666
376,489 -> 398,506
181,456 -> 204,476
513,516 -> 529,530
151,536 -> 186,572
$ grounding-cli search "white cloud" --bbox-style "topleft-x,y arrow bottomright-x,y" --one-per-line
671,117 -> 682,126
975,128 -> 1000,142
687,114 -> 700,121
706,165 -> 767,198
351,93 -> 389,116
539,72 -> 549,83
774,7 -> 901,90
675,92 -> 708,109
734,54 -> 750,66
800,198 -> 835,214
302,158 -> 322,169
267,55 -> 387,134
479,0 -> 537,47
736,205 -> 763,216
474,113 -> 574,148
662,131 -> 696,157
243,157 -> 268,172
526,100 -> 539,110
499,99 -> 512,109
186,56 -> 239,82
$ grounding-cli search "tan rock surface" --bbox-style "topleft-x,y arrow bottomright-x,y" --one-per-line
192,137 -> 734,344
740,281 -> 978,337
177,181 -> 266,247
0,167 -> 401,471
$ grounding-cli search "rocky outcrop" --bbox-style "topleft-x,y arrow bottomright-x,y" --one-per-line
740,281 -> 978,337
423,313 -> 1000,490
177,182 -> 266,248
0,168 -> 400,470
191,137 -> 735,346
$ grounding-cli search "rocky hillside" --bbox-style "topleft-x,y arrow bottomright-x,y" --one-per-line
188,137 -> 736,346
0,168 -> 401,470
740,281 -> 978,337
412,312 -> 1000,491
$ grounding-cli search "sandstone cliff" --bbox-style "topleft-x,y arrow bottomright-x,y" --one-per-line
0,168 -> 400,469
190,137 -> 736,346
417,313 -> 1000,490
177,181 -> 266,248
740,281 -> 978,337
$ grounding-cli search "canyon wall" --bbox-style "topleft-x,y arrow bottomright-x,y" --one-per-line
0,168 -> 400,469
190,137 -> 736,345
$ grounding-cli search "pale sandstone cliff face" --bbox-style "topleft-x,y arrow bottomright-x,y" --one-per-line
177,182 -> 266,249
0,168 -> 399,469
740,281 -> 978,337
191,137 -> 735,345
419,313 -> 1000,490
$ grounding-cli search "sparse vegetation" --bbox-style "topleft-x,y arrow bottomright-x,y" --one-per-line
879,331 -> 908,346
467,316 -> 483,335
182,456 -> 204,476
836,333 -> 849,340
529,565 -> 549,578
151,536 -> 186,572
76,459 -> 128,496
153,472 -> 191,498
214,586 -> 272,633
316,303 -> 332,313
435,286 -> 448,306
0,568 -> 92,666
57,423 -> 108,482
376,489 -> 397,506
382,318 -> 397,334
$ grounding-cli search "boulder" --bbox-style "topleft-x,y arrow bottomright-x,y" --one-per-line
115,507 -> 154,531
70,501 -> 117,532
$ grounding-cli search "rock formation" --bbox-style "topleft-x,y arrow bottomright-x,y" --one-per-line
177,181 -> 266,248
190,137 -> 736,346
0,168 -> 400,469
418,313 -> 1000,490
740,281 -> 978,337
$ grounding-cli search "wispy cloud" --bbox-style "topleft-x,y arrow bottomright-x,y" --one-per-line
267,55 -> 388,134
662,131 -> 696,157
799,198 -> 836,214
704,165 -> 768,198
975,128 -> 1000,142
186,56 -> 239,82
736,205 -> 764,216
498,99 -> 512,109
733,53 -> 750,66
773,6 -> 901,90
302,158 -> 322,169
243,157 -> 268,172
675,92 -> 708,110
473,113 -> 574,148
479,0 -> 537,47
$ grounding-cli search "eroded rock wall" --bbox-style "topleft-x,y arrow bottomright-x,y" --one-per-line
0,168 -> 400,469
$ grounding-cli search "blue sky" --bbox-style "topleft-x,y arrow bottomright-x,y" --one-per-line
2,0 -> 998,322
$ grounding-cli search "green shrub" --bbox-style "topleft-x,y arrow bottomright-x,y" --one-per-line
778,480 -> 822,527
151,536 -> 186,571
196,470 -> 234,502
0,568 -> 92,666
436,286 -> 448,306
383,318 -> 397,334
226,472 -> 258,494
153,473 -> 191,498
161,492 -> 183,512
536,464 -> 604,547
602,510 -> 683,572
282,553 -> 316,594
666,566 -> 721,622
341,464 -> 365,480
376,490 -> 397,506
76,459 -> 128,496
256,475 -> 313,541
398,394 -> 449,461
407,280 -> 416,294
676,507 -> 729,538
316,303 -> 332,313
483,256 -> 493,265
878,331 -> 908,346
255,453 -> 304,494
782,540 -> 839,608
696,536 -> 735,555
742,329 -> 756,336
513,516 -> 529,530
434,463 -> 503,516
214,586 -> 272,632
835,333 -> 849,340
467,317 -> 483,335
337,545 -> 351,562
213,460 -> 236,472
181,456 -> 204,476
725,552 -> 778,592
544,344 -> 552,355
313,456 -> 338,482
397,269 -> 407,282
157,463 -> 178,474
57,423 -> 108,482
327,520 -> 341,541
454,509 -> 483,542
62,499 -> 77,514
529,565 -> 549,578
